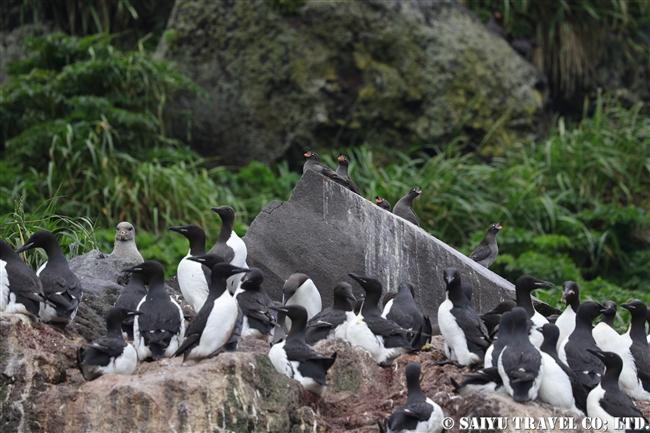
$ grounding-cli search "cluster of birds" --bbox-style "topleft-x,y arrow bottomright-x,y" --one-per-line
1,150 -> 646,432
442,270 -> 650,431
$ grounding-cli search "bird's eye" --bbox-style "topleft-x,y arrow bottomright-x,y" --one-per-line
128,227 -> 133,231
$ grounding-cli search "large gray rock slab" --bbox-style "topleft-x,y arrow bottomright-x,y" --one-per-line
245,169 -> 556,319
155,0 -> 549,166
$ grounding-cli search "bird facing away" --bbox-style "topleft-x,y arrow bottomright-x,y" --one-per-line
16,230 -> 83,324
586,350 -> 649,430
559,301 -> 605,391
380,362 -> 444,433
268,304 -> 337,396
497,306 -> 544,402
468,222 -> 502,268
0,238 -> 45,320
305,282 -> 357,345
480,299 -> 516,338
335,154 -> 361,195
392,187 -> 422,227
438,268 -> 490,366
169,224 -> 211,312
347,273 -> 415,366
282,273 -> 322,332
77,307 -> 143,381
236,267 -> 278,343
382,282 -> 432,350
109,222 -> 144,265
174,258 -> 250,362
538,323 -> 587,415
208,206 -> 248,295
113,271 -> 148,340
126,261 -> 184,361
374,196 -> 391,211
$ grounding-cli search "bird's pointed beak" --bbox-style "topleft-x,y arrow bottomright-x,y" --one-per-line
534,280 -> 554,288
15,243 -> 34,254
122,266 -> 142,273
348,273 -> 366,285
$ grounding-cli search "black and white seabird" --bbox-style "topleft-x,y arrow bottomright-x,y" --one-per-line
380,362 -> 444,433
236,267 -> 278,343
0,239 -> 45,320
126,261 -> 184,361
303,151 -> 350,188
593,301 -> 621,354
555,281 -> 580,353
113,271 -> 148,340
514,275 -> 554,347
468,222 -> 502,268
208,206 -> 248,295
618,300 -> 650,401
382,282 -> 432,350
174,258 -> 250,361
109,222 -> 143,264
169,224 -> 211,312
268,304 -> 337,396
282,273 -> 322,331
16,230 -> 83,324
538,323 -> 587,415
438,268 -> 490,366
335,154 -> 361,195
347,273 -> 415,366
480,299 -> 516,337
559,301 -> 605,391
374,196 -> 391,211
392,187 -> 422,227
451,366 -> 505,396
586,350 -> 649,430
484,310 -> 516,368
497,306 -> 544,402
77,307 -> 143,381
305,282 -> 357,345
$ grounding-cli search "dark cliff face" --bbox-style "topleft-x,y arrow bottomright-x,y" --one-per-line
156,0 -> 549,166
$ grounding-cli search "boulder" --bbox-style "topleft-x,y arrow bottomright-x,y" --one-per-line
155,0 -> 549,166
244,169 -> 557,319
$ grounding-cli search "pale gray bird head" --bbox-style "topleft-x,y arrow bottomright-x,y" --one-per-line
115,222 -> 136,243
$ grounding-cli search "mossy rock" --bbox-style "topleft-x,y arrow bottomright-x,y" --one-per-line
156,0 -> 549,165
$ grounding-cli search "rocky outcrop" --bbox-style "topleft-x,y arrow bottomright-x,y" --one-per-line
156,0 -> 549,166
244,169 -> 556,320
6,312 -> 650,433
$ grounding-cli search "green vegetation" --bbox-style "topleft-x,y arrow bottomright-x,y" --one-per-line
463,0 -> 650,96
1,33 -> 648,310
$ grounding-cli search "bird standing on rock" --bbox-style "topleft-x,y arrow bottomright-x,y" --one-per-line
0,239 -> 45,320
236,267 -> 278,343
335,154 -> 361,195
393,187 -> 422,227
208,206 -> 248,295
379,362 -> 444,433
109,222 -> 143,264
269,304 -> 337,396
305,282 -> 357,345
174,257 -> 250,361
374,196 -> 391,211
469,222 -> 502,268
347,273 -> 415,366
16,230 -> 83,324
382,282 -> 432,350
77,307 -> 142,381
113,271 -> 148,340
127,260 -> 184,361
303,151 -> 350,188
169,224 -> 211,312
438,268 -> 490,366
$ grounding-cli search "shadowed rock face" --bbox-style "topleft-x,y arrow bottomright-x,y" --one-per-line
245,169 -> 557,320
156,0 -> 549,166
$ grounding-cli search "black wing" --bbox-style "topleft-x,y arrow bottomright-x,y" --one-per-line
83,336 -> 128,362
364,316 -> 412,349
469,240 -> 491,263
453,306 -> 491,355
295,351 -> 337,385
386,401 -> 433,431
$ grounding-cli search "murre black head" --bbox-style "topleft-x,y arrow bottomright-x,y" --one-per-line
241,268 -> 264,289
561,281 -> 579,302
186,253 -> 225,269
15,230 -> 58,253
122,260 -> 164,277
333,282 -> 357,304
210,262 -> 251,278
211,205 -> 235,221
577,301 -> 605,322
348,273 -> 383,294
515,275 -> 554,293
622,300 -> 648,318
443,268 -> 459,287
587,349 -> 621,369
169,224 -> 204,237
